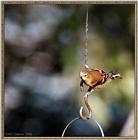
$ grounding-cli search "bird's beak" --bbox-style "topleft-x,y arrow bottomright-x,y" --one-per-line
118,76 -> 122,79
113,73 -> 122,79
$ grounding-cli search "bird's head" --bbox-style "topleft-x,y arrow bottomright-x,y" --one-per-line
80,70 -> 89,81
110,72 -> 122,79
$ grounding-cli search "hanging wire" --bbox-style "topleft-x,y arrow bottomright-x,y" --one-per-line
84,7 -> 89,67
80,7 -> 93,120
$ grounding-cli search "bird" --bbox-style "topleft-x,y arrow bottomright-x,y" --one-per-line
80,67 -> 122,92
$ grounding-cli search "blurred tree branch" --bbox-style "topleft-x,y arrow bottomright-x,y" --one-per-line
120,109 -> 134,136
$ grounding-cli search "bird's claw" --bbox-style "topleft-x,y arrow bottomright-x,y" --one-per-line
80,86 -> 83,92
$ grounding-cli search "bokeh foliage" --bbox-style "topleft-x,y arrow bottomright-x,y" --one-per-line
4,4 -> 135,136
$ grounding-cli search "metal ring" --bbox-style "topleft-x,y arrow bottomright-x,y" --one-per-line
61,116 -> 105,137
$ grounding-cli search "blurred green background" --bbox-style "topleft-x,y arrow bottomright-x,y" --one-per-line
4,4 -> 135,137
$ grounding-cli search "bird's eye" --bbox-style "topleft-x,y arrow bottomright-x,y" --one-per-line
84,74 -> 87,77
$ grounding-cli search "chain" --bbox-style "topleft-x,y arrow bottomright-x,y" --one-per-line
84,7 -> 89,66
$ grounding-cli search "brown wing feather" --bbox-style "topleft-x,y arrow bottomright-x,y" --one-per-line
87,69 -> 104,87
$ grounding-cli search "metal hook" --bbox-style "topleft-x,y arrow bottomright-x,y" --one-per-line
80,90 -> 94,120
